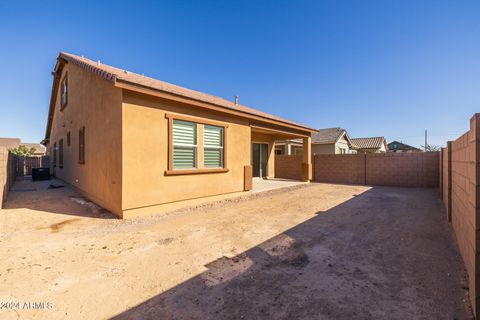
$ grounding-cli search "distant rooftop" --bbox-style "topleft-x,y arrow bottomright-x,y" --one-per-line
0,137 -> 46,154
311,128 -> 346,144
350,137 -> 386,149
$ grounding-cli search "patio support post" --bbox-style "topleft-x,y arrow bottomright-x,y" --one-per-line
301,137 -> 312,182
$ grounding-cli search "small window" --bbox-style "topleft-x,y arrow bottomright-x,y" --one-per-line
275,149 -> 283,155
203,125 -> 223,168
59,139 -> 64,168
339,148 -> 346,154
172,120 -> 197,169
79,126 -> 85,164
53,142 -> 57,167
61,73 -> 68,110
67,132 -> 71,147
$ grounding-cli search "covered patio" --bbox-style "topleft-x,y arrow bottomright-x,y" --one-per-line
249,125 -> 311,191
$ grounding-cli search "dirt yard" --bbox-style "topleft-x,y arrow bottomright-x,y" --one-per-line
0,178 -> 472,319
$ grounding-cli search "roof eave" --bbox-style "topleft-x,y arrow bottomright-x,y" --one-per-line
115,79 -> 318,134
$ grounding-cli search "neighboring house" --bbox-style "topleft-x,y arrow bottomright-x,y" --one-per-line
274,139 -> 303,155
42,52 -> 316,218
0,137 -> 46,156
350,137 -> 388,153
388,141 -> 422,153
311,128 -> 357,155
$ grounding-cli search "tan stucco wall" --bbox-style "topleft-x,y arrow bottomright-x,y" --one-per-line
48,63 -> 123,215
47,65 -> 312,218
121,91 -> 252,217
312,143 -> 335,155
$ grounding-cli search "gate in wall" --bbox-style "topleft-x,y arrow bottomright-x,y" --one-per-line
16,156 -> 50,177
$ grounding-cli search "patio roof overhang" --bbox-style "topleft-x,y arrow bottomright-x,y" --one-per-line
250,125 -> 310,140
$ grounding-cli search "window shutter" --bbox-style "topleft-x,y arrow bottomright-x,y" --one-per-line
173,147 -> 196,169
204,125 -> 223,168
173,120 -> 196,145
79,126 -> 85,164
204,125 -> 222,147
172,120 -> 197,169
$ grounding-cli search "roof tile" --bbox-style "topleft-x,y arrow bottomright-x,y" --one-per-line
350,137 -> 386,149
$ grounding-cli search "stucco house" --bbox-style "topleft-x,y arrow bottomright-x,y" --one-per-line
311,128 -> 357,154
350,137 -> 387,153
42,52 -> 316,218
274,139 -> 303,155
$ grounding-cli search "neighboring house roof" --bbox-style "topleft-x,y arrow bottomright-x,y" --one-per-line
0,138 -> 46,155
0,137 -> 21,150
44,52 -> 316,142
388,141 -> 421,152
350,137 -> 387,150
312,128 -> 351,144
21,143 -> 47,154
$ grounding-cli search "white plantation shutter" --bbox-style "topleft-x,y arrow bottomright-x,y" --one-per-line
173,147 -> 196,169
173,120 -> 196,145
173,120 -> 197,169
204,125 -> 223,168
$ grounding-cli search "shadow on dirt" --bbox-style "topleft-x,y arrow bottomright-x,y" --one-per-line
112,187 -> 471,320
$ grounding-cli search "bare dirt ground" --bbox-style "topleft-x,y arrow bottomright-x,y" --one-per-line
0,178 -> 472,320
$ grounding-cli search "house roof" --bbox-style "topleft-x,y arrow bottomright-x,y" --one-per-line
0,137 -> 21,149
388,140 -> 421,152
311,128 -> 347,144
0,138 -> 46,154
20,143 -> 47,154
350,137 -> 386,149
44,52 -> 316,141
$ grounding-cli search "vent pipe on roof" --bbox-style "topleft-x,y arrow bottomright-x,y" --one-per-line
97,60 -> 101,65
234,95 -> 238,105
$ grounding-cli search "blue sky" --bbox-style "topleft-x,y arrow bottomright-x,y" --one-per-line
0,0 -> 479,148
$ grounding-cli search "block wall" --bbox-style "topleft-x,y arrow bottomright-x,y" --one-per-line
441,114 -> 480,317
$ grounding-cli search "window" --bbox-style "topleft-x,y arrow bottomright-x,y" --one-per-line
172,120 -> 197,169
203,125 -> 223,168
53,142 -> 57,167
61,73 -> 68,110
79,126 -> 85,164
275,149 -> 283,155
67,132 -> 71,147
294,148 -> 303,156
166,114 -> 228,175
339,148 -> 346,154
59,139 -> 64,168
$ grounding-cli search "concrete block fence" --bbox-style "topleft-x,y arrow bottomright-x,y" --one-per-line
275,152 -> 439,188
440,113 -> 480,318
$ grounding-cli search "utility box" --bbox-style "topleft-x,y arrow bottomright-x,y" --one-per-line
32,168 -> 50,181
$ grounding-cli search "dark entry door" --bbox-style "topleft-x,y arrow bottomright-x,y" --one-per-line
252,143 -> 269,177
